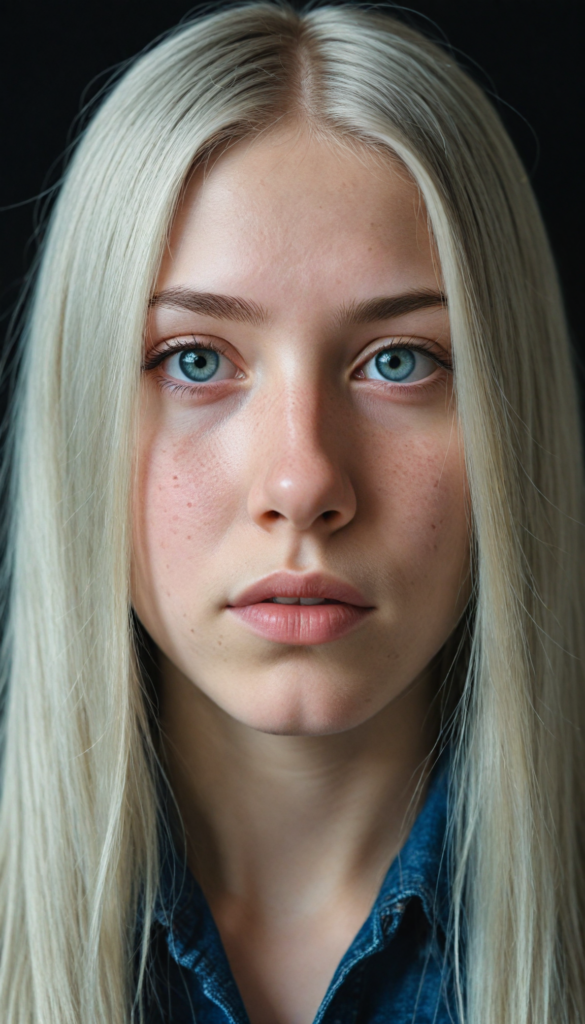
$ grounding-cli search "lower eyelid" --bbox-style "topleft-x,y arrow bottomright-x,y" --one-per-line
357,373 -> 442,389
156,376 -> 235,398
353,366 -> 450,398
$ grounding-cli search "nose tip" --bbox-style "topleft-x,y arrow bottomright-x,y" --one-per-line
248,453 -> 357,534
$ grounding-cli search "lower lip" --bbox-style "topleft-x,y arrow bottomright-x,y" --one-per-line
228,602 -> 372,645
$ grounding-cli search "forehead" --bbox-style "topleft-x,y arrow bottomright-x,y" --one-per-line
157,128 -> 439,307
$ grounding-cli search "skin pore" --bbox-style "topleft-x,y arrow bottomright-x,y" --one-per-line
132,125 -> 470,1024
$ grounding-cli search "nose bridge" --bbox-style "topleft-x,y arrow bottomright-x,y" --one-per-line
279,375 -> 323,459
247,372 -> 356,533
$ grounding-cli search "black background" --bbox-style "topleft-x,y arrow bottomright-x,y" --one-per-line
1,0 -> 583,409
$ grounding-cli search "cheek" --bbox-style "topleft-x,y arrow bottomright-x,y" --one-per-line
132,422 -> 239,617
398,441 -> 466,548
365,422 -> 469,597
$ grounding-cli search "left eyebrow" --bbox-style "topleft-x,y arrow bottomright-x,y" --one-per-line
149,288 -> 269,326
333,289 -> 447,327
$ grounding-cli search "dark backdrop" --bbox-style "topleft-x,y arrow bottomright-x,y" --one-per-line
1,0 -> 583,413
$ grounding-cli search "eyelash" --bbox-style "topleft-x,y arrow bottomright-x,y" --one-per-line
142,337 -> 452,394
356,338 -> 452,375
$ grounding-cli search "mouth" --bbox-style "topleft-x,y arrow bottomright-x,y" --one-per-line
262,596 -> 340,605
227,572 -> 374,645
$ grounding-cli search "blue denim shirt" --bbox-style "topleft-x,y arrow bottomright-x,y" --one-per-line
147,756 -> 456,1024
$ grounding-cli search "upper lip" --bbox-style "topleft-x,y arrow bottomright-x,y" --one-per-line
228,571 -> 373,608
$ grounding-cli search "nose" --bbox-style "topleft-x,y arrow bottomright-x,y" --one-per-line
247,387 -> 357,535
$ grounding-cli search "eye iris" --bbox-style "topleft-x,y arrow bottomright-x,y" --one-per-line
179,349 -> 220,382
375,348 -> 416,381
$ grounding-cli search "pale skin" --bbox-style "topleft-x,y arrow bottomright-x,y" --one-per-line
132,125 -> 470,1024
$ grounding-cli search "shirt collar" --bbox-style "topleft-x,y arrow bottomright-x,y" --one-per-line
374,749 -> 451,936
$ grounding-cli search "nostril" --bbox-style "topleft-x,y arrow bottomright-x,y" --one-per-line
248,464 -> 357,534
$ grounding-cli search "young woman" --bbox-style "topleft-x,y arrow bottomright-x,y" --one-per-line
1,3 -> 583,1023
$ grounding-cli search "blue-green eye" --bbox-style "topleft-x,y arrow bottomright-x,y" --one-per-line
362,347 -> 437,383
163,346 -> 238,384
178,349 -> 219,381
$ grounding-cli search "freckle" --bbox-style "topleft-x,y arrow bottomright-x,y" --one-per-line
186,535 -> 191,540
190,629 -> 194,634
173,475 -> 178,480
431,524 -> 436,530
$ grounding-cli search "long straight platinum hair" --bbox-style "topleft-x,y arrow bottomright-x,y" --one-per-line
1,3 -> 583,1021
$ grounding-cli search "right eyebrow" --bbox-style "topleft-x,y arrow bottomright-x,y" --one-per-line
333,289 -> 447,327
149,288 -> 269,326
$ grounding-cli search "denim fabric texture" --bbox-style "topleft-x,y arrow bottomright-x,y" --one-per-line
147,755 -> 457,1024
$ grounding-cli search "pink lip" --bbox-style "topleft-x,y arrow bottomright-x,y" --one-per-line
227,571 -> 374,646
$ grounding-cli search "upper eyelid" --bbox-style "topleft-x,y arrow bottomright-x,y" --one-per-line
146,335 -> 229,353
142,336 -> 236,371
353,337 -> 452,372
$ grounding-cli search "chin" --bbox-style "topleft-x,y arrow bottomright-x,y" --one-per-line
221,686 -> 380,737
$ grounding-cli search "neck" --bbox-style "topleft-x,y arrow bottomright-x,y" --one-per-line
158,656 -> 438,920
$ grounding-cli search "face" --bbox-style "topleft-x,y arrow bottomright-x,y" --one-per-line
132,127 -> 470,736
